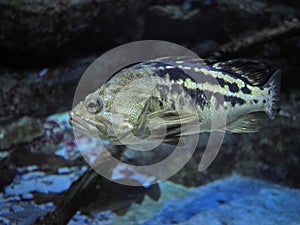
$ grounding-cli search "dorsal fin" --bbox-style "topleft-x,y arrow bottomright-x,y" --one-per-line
212,59 -> 269,86
150,56 -> 217,66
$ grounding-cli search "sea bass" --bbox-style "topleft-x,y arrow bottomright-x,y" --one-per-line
70,58 -> 281,145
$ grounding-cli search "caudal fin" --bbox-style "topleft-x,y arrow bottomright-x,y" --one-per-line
264,69 -> 281,120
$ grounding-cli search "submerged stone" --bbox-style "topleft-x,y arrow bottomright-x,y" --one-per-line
0,116 -> 45,150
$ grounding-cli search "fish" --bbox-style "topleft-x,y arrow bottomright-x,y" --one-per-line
70,58 -> 281,145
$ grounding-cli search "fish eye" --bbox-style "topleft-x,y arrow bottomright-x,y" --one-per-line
84,96 -> 103,113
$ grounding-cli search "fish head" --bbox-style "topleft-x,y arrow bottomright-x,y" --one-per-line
70,87 -> 132,144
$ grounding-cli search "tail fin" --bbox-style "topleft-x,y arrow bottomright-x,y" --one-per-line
264,69 -> 281,120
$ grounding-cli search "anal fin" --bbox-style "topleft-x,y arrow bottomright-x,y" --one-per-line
225,113 -> 264,133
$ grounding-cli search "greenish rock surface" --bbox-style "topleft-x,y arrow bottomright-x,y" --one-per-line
0,116 -> 45,150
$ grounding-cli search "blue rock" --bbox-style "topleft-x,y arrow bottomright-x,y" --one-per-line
143,175 -> 300,225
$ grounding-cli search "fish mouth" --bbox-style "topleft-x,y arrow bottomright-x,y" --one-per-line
69,111 -> 106,139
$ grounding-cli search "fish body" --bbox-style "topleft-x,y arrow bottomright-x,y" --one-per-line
70,58 -> 281,145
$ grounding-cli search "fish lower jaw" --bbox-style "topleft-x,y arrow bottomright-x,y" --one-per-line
70,114 -> 100,138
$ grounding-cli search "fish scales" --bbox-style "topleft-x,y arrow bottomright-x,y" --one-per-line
137,62 -> 263,121
70,58 -> 281,144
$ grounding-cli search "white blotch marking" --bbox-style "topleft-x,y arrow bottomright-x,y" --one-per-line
166,66 -> 175,69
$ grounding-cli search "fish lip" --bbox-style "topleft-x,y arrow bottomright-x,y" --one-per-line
69,111 -> 106,138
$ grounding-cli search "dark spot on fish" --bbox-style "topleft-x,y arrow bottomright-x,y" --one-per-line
216,77 -> 239,93
214,92 -> 224,109
159,101 -> 163,108
151,62 -> 246,110
193,89 -> 210,110
170,100 -> 176,110
151,62 -> 221,89
152,62 -> 217,88
263,99 -> 266,104
153,62 -> 191,82
228,82 -> 239,93
253,99 -> 258,104
170,82 -> 210,110
156,84 -> 169,100
216,77 -> 226,87
224,96 -> 246,107
241,85 -> 251,94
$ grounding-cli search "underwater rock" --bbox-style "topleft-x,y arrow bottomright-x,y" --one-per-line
143,175 -> 300,225
0,164 -> 85,225
143,0 -> 299,44
1,0 -> 299,68
82,175 -> 300,225
4,167 -> 86,197
7,112 -> 84,171
0,56 -> 94,122
69,211 -> 115,225
71,180 -> 192,225
0,116 -> 45,150
0,158 -> 16,192
0,202 -> 54,225
144,5 -> 201,43
0,103 -> 298,224
0,0 -> 149,67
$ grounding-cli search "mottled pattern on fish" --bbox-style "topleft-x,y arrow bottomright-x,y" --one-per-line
70,58 -> 281,144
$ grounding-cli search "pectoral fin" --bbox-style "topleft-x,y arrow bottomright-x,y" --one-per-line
147,110 -> 200,145
134,97 -> 153,137
148,110 -> 199,128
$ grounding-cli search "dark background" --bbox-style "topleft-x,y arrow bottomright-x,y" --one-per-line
1,0 -> 300,123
